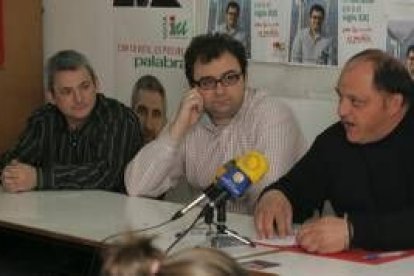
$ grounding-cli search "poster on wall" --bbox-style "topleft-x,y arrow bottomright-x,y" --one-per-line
113,1 -> 414,76
0,0 -> 4,67
113,0 -> 194,116
207,0 -> 251,58
383,1 -> 414,77
289,0 -> 338,66
386,20 -> 414,61
251,0 -> 291,62
338,0 -> 385,65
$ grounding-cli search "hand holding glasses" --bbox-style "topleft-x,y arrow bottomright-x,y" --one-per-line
193,70 -> 243,91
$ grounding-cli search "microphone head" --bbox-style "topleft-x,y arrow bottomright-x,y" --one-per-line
214,151 -> 269,199
235,151 -> 269,184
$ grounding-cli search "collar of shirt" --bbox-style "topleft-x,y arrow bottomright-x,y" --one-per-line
307,27 -> 323,41
226,25 -> 241,36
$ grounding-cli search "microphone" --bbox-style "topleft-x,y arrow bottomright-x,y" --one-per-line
171,151 -> 269,220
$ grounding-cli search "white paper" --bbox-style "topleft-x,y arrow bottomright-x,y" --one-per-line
254,234 -> 297,247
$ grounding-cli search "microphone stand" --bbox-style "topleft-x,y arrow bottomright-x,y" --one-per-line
208,201 -> 255,248
204,203 -> 214,238
216,200 -> 226,234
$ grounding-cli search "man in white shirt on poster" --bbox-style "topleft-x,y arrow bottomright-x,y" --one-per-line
291,3 -> 333,65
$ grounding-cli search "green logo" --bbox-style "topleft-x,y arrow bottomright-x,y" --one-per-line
163,15 -> 189,39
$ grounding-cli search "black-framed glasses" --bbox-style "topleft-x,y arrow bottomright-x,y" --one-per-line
193,71 -> 243,90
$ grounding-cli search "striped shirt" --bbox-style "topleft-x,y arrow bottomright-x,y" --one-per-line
0,94 -> 142,192
125,88 -> 307,214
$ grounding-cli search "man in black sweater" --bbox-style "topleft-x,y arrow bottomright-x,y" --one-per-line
255,49 -> 414,253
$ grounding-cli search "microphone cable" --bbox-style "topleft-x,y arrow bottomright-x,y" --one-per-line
165,204 -> 210,254
86,218 -> 174,276
100,218 -> 173,245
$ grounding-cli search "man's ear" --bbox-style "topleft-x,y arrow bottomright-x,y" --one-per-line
95,78 -> 101,93
387,93 -> 405,116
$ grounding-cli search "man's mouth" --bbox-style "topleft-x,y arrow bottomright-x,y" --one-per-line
72,106 -> 85,111
342,121 -> 355,131
213,98 -> 231,106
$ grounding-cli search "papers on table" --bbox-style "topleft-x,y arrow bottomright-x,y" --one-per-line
254,234 -> 297,248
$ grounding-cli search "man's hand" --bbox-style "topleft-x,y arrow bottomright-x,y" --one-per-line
254,190 -> 293,239
1,160 -> 37,192
296,216 -> 348,254
169,88 -> 204,141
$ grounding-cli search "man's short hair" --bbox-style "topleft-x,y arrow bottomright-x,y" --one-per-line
46,50 -> 97,93
343,49 -> 413,104
309,3 -> 325,18
406,45 -> 414,57
226,1 -> 240,14
131,75 -> 166,113
184,33 -> 247,86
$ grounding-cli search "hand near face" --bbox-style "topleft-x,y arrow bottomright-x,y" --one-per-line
170,88 -> 204,141
1,160 -> 37,192
297,216 -> 348,254
254,190 -> 293,239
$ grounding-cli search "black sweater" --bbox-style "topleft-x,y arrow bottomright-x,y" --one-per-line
265,107 -> 414,250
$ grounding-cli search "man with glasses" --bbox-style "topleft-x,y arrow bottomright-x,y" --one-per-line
125,33 -> 305,214
291,3 -> 333,65
215,1 -> 247,49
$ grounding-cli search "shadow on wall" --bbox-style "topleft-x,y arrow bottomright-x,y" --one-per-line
278,96 -> 337,145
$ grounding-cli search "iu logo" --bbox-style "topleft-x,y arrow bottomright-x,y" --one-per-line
163,15 -> 189,39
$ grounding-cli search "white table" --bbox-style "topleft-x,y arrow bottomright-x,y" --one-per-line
1,190 -> 413,276
0,190 -> 254,250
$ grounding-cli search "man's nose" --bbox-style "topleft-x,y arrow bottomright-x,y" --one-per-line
337,99 -> 349,117
214,81 -> 225,95
143,115 -> 156,131
73,90 -> 83,103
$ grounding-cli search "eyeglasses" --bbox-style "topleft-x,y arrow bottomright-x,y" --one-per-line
193,71 -> 243,90
311,15 -> 324,20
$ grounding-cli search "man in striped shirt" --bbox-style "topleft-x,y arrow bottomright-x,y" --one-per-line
125,34 -> 306,214
0,50 -> 142,193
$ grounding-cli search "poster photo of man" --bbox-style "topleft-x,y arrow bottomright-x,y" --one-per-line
207,0 -> 251,57
289,0 -> 338,66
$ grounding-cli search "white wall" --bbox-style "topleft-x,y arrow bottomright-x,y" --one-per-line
43,0 -> 115,97
43,0 -> 340,101
42,0 -> 339,203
